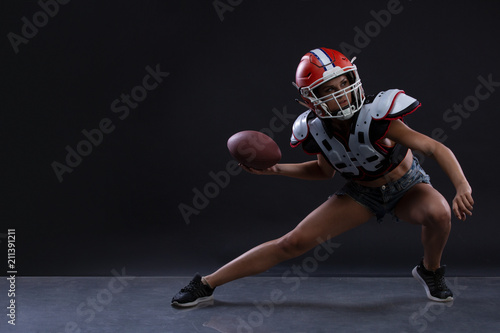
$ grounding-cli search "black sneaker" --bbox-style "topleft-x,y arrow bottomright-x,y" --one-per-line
171,274 -> 215,307
412,260 -> 453,302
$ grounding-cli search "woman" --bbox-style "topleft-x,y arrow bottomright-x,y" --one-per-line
171,48 -> 474,307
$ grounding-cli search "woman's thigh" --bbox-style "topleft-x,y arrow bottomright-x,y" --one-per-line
394,183 -> 451,225
281,194 -> 374,252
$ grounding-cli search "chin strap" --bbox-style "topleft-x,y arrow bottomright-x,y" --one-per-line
295,98 -> 356,120
320,103 -> 355,120
337,105 -> 356,120
294,98 -> 310,109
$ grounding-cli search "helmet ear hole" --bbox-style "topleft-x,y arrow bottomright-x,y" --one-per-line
312,86 -> 320,97
346,72 -> 355,85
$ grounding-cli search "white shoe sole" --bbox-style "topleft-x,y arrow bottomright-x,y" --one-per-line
171,295 -> 214,308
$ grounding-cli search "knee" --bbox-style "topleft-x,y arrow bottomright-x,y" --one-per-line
276,233 -> 311,258
424,200 -> 451,231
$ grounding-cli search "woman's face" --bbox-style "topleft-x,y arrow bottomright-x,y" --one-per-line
316,74 -> 352,113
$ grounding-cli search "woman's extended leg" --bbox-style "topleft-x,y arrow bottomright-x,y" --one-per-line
204,194 -> 373,288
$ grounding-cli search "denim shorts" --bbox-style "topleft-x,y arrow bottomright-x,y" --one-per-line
335,157 -> 431,222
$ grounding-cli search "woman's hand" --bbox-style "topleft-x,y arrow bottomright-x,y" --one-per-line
239,158 -> 334,180
452,183 -> 474,221
239,163 -> 279,175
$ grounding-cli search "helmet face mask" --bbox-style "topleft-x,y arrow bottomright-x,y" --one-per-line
294,48 -> 365,120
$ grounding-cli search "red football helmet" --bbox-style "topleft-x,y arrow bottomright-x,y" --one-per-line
294,48 -> 365,120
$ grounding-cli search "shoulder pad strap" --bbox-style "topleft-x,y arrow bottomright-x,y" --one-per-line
290,110 -> 312,147
369,89 -> 420,120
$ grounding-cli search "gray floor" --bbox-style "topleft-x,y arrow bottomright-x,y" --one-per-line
1,276 -> 499,333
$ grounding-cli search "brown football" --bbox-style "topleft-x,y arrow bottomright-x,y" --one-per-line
227,130 -> 282,169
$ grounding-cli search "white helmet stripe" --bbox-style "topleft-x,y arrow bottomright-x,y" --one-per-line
310,48 -> 335,71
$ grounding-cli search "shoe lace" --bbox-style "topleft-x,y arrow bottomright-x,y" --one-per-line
434,272 -> 448,291
180,280 -> 200,293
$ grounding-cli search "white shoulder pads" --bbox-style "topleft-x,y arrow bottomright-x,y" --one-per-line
368,89 -> 419,120
290,110 -> 312,145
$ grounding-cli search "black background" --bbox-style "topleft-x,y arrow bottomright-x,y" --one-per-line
2,0 -> 499,277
